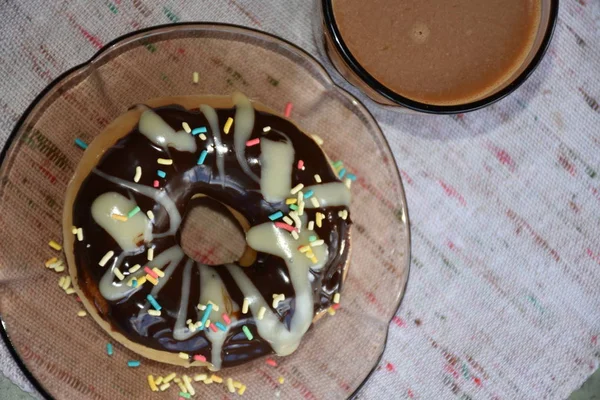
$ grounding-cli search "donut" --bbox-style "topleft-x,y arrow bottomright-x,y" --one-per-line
63,93 -> 352,369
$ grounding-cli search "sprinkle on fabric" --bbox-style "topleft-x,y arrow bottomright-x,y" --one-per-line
246,138 -> 260,147
268,211 -> 283,221
291,183 -> 304,195
332,160 -> 343,169
148,309 -> 161,316
227,377 -> 235,393
210,374 -> 223,384
222,313 -> 231,325
314,174 -> 322,183
154,377 -> 163,386
99,250 -> 114,267
179,352 -> 190,360
345,178 -> 352,189
180,392 -> 191,399
297,160 -> 305,170
147,294 -> 161,310
134,166 -> 142,183
274,222 -> 297,232
278,376 -> 285,384
147,247 -> 154,261
182,122 -> 191,133
215,322 -> 227,331
257,306 -> 266,320
148,375 -> 158,392
157,158 -> 173,165
263,126 -> 271,132
76,227 -> 84,242
114,268 -> 125,281
266,358 -> 277,367
111,213 -> 127,222
74,138 -> 88,150
242,326 -> 253,340
153,180 -> 159,188
127,360 -> 141,368
157,170 -> 167,178
207,300 -> 220,311
164,373 -> 177,383
242,298 -> 250,314
333,293 -> 341,304
284,102 -> 293,118
338,168 -> 347,178
49,240 -> 62,251
77,310 -> 87,317
224,117 -> 234,134
159,382 -> 170,391
272,293 -> 285,308
304,189 -> 314,199
192,127 -> 207,136
332,303 -> 340,311
197,150 -> 208,165
200,303 -> 213,327
193,374 -> 208,382
193,71 -> 199,84
347,173 -> 357,181
328,307 -> 336,316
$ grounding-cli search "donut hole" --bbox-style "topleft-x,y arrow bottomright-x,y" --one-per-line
178,197 -> 248,266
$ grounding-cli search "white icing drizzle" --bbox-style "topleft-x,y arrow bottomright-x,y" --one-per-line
91,192 -> 153,252
232,92 -> 260,183
138,107 -> 197,152
260,138 -> 295,203
173,258 -> 196,341
200,105 -> 226,187
303,182 -> 351,208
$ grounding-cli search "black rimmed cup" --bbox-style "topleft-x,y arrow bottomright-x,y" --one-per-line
317,0 -> 559,114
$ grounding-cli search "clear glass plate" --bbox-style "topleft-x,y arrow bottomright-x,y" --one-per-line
0,23 -> 410,400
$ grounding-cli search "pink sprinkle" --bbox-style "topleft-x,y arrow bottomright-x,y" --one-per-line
144,266 -> 158,279
193,354 -> 206,362
297,160 -> 304,170
179,398 -> 186,400
246,138 -> 260,147
266,358 -> 277,367
284,102 -> 293,117
274,222 -> 298,232
209,323 -> 218,332
332,304 -> 340,310
153,180 -> 159,188
222,313 -> 231,325
76,297 -> 82,302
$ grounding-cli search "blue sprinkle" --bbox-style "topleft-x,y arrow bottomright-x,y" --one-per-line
215,322 -> 227,331
127,360 -> 141,367
308,235 -> 317,242
157,170 -> 167,178
106,343 -> 113,356
146,294 -> 161,311
132,279 -> 138,288
200,303 -> 213,328
197,150 -> 208,165
191,127 -> 207,136
268,211 -> 283,221
347,173 -> 357,181
74,138 -> 88,150
338,168 -> 347,178
303,190 -> 314,199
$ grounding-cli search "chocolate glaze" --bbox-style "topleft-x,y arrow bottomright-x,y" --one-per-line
71,104 -> 351,368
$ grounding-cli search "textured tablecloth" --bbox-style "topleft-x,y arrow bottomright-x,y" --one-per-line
1,1 -> 599,399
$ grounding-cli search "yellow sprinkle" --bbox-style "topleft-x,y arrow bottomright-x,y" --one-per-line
199,133 -> 207,141
154,376 -> 164,385
291,230 -> 299,240
310,197 -> 320,208
238,384 -> 247,395
147,247 -> 154,261
205,319 -> 211,328
114,268 -> 125,281
298,245 -> 311,253
316,212 -> 325,228
226,378 -> 235,393
207,300 -> 220,311
308,221 -> 315,230
224,117 -> 234,134
183,375 -> 195,395
345,178 -> 352,189
283,216 -> 294,225
333,293 -> 341,304
99,250 -> 114,267
314,174 -> 322,183
65,288 -> 76,295
257,306 -> 266,320
153,267 -> 164,277
298,200 -> 305,216
137,276 -> 147,286
310,239 -> 325,247
148,309 -> 161,316
71,227 -> 78,235
45,257 -> 58,268
310,256 -> 318,264
233,382 -> 242,389
49,240 -> 62,251
157,158 -> 173,165
211,374 -> 223,383
179,352 -> 190,360
146,210 -> 155,220
76,228 -> 84,242
148,375 -> 158,392
197,303 -> 206,311
146,275 -> 159,286
182,122 -> 192,133
159,382 -> 170,391
77,310 -> 87,317
54,263 -> 65,273
305,250 -> 315,258
129,264 -> 141,273
203,378 -> 213,385
285,198 -> 297,205
328,307 -> 336,316
62,276 -> 71,290
111,213 -> 128,222
58,276 -> 65,288
176,380 -> 187,393
272,293 -> 285,308
242,298 -> 250,314
193,374 -> 208,382
193,71 -> 199,84
278,376 -> 285,384
163,372 -> 177,383
134,166 -> 142,183
311,134 -> 324,145
290,183 -> 304,195
297,191 -> 304,200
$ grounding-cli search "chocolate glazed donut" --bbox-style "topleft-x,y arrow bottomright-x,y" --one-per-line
63,93 -> 351,370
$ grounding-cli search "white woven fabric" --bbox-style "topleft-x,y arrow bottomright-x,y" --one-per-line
1,1 -> 599,399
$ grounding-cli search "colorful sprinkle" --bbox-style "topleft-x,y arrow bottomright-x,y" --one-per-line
316,212 -> 325,227
345,178 -> 352,189
285,198 -> 297,205
179,392 -> 191,399
278,376 -> 285,384
308,235 -> 317,242
209,323 -> 218,332
268,211 -> 283,221
227,377 -> 235,393
215,322 -> 227,331
74,138 -> 88,150
153,180 -> 159,188
272,293 -> 285,308
164,373 -> 177,383
182,122 -> 191,133
114,268 -> 125,281
107,343 -> 113,356
338,168 -> 347,178
263,126 -> 271,132
311,197 -> 321,208
238,385 -> 247,395
289,204 -> 299,211
328,307 -> 336,316
179,352 -> 190,360
152,267 -> 165,277
193,71 -> 199,84
197,150 -> 208,165
193,354 -> 206,362
77,310 -> 87,317
200,303 -> 213,327
148,309 -> 161,316
199,133 -> 207,140
210,374 -> 223,383
224,117 -> 234,134
246,138 -> 260,147
111,213 -> 127,222
157,158 -> 173,165
242,326 -> 253,340
291,230 -> 300,240
284,102 -> 293,117
147,210 -> 155,220
266,358 -> 277,367
193,374 -> 208,382
192,127 -> 207,136
332,160 -> 343,169
291,183 -> 304,195
99,250 -> 114,267
332,303 -> 341,310
314,174 -> 322,183
126,206 -> 140,219
157,170 -> 167,178
257,306 -> 266,320
333,293 -> 341,304
274,222 -> 298,232
347,173 -> 357,181
147,247 -> 154,261
134,166 -> 142,182
159,382 -> 170,391
298,245 -> 311,253
49,240 -> 62,251
310,239 -> 325,247
283,216 -> 294,225
297,160 -> 304,170
311,134 -> 324,145
76,227 -> 84,242
144,266 -> 158,279
304,190 -> 314,199
222,313 -> 231,325
128,360 -> 140,367
242,298 -> 250,314
289,211 -> 301,228
308,221 -> 315,230
147,294 -> 161,310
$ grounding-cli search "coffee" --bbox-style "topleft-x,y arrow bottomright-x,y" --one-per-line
332,0 -> 541,106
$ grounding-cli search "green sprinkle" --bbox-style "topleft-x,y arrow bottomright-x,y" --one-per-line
308,235 -> 317,242
332,160 -> 343,169
289,204 -> 299,211
179,393 -> 191,399
127,206 -> 141,218
75,138 -> 88,150
242,325 -> 253,340
269,211 -> 283,221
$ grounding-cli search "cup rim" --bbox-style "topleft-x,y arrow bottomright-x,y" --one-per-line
0,22 -> 412,400
322,0 -> 560,114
